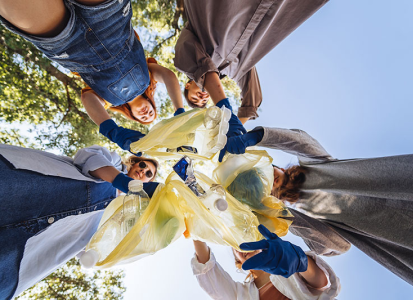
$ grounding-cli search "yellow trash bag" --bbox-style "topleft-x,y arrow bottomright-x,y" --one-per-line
213,150 -> 292,236
81,170 -> 263,269
81,184 -> 186,269
166,171 -> 262,250
130,106 -> 231,161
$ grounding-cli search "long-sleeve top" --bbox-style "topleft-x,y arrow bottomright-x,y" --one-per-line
191,250 -> 340,300
254,126 -> 413,285
174,0 -> 328,120
0,144 -> 122,297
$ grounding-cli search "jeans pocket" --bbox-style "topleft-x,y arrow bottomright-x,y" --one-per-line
108,64 -> 148,102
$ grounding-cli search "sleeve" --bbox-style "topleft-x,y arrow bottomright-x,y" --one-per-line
73,145 -> 126,180
237,67 -> 262,120
254,127 -> 335,163
191,251 -> 254,300
174,27 -> 219,89
270,251 -> 341,300
288,209 -> 351,256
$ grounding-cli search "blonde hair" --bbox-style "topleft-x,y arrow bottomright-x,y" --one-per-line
123,156 -> 159,181
232,249 -> 256,282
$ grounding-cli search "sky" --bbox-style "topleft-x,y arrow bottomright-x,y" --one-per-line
118,0 -> 413,299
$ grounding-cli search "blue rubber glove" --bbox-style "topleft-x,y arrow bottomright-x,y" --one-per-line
174,108 -> 185,116
99,119 -> 145,152
143,182 -> 159,198
226,129 -> 264,155
216,98 -> 247,162
240,225 -> 308,278
216,98 -> 247,137
112,173 -> 159,197
112,173 -> 133,194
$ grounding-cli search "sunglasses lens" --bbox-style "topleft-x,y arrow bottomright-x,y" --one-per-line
146,171 -> 153,179
138,161 -> 147,169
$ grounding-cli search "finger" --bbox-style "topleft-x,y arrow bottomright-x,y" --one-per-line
241,252 -> 270,271
129,150 -> 142,157
258,224 -> 279,240
239,239 -> 269,251
218,147 -> 227,162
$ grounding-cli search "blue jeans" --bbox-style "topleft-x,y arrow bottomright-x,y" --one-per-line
0,155 -> 116,300
0,0 -> 150,106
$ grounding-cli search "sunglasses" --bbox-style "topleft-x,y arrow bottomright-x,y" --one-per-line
137,161 -> 154,179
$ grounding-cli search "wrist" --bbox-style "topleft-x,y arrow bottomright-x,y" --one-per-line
174,107 -> 185,116
99,119 -> 118,136
215,98 -> 232,111
112,173 -> 133,194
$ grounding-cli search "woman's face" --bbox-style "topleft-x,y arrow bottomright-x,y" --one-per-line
127,160 -> 156,182
271,166 -> 285,196
185,81 -> 209,107
129,96 -> 155,123
233,248 -> 261,264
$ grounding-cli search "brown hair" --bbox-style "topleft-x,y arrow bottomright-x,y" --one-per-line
272,165 -> 307,203
123,156 -> 159,181
109,59 -> 158,124
184,79 -> 208,109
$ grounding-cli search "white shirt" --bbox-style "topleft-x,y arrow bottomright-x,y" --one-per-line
191,250 -> 340,300
0,144 -> 124,298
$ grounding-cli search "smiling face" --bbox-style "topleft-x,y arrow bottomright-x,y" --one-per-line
127,160 -> 156,182
271,166 -> 285,196
128,95 -> 156,123
185,81 -> 210,108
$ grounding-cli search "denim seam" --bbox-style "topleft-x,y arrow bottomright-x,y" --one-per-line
1,198 -> 112,229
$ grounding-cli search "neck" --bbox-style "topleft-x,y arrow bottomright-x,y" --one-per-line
252,270 -> 271,289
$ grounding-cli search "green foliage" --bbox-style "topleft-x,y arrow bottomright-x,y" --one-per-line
15,258 -> 126,300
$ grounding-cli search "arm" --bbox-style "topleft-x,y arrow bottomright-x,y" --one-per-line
299,256 -> 328,289
148,63 -> 184,111
288,208 -> 351,257
191,241 -> 252,300
81,92 -> 145,151
81,91 -> 111,126
73,145 -> 132,193
193,240 -> 210,264
237,67 -> 263,123
256,127 -> 334,163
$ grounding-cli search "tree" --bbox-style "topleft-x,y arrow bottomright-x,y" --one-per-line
15,258 -> 126,300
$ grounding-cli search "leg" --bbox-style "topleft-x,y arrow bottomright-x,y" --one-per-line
0,0 -> 69,37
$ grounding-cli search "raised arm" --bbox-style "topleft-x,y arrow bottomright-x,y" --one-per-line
148,63 -> 184,112
191,240 -> 251,299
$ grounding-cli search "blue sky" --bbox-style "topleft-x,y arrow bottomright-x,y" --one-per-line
120,0 -> 413,299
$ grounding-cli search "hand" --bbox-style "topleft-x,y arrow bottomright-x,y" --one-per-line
99,119 -> 145,151
216,98 -> 247,162
225,129 -> 264,155
112,173 -> 134,194
240,225 -> 308,278
174,108 -> 185,116
143,182 -> 159,198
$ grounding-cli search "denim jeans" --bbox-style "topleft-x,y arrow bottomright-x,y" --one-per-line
0,155 -> 116,300
0,0 -> 150,106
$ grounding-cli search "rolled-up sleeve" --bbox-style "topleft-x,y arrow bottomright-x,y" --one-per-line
237,67 -> 262,120
73,145 -> 126,180
191,251 -> 254,300
271,251 -> 341,300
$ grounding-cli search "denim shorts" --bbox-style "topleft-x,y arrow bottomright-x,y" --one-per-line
0,0 -> 150,106
0,155 -> 117,299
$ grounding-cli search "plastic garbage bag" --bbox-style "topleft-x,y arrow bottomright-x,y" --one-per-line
213,150 -> 292,235
82,169 -> 264,269
130,106 -> 231,160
